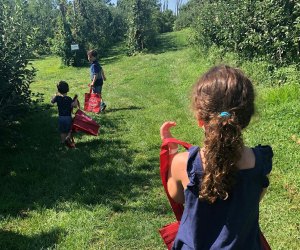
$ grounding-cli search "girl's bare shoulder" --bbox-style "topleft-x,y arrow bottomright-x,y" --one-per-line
172,152 -> 189,169
237,146 -> 256,170
170,152 -> 189,179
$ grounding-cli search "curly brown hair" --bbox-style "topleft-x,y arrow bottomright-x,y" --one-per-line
192,65 -> 254,203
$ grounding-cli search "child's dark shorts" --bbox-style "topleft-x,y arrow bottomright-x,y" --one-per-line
92,78 -> 103,94
58,116 -> 72,133
92,84 -> 103,94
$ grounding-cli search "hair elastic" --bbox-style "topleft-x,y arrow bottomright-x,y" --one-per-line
219,112 -> 231,117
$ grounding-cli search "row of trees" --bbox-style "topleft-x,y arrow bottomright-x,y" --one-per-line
0,0 -> 36,128
53,0 -> 125,65
7,0 -> 299,127
177,0 -> 300,66
57,0 -> 178,61
25,0 -> 179,65
0,0 -> 179,127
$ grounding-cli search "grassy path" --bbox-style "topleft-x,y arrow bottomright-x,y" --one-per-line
0,30 -> 299,249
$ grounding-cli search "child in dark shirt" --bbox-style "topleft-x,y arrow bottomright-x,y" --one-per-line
51,81 -> 78,146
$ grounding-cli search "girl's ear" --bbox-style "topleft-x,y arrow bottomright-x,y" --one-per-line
198,120 -> 205,127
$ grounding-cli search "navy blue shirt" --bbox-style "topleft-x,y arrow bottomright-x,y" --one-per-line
90,60 -> 103,86
172,145 -> 273,250
51,95 -> 73,116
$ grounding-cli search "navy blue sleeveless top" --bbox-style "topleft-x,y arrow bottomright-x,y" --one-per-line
172,145 -> 273,250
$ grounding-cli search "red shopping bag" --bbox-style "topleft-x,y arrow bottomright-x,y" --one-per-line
159,138 -> 191,250
159,221 -> 180,250
84,88 -> 101,113
159,138 -> 272,250
72,109 -> 100,136
160,138 -> 191,222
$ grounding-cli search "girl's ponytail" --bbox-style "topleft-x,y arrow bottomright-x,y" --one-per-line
192,65 -> 254,203
200,112 -> 243,203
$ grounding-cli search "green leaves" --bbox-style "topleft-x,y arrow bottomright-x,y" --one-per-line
121,0 -> 161,55
0,0 -> 36,125
187,0 -> 300,66
51,0 -> 127,66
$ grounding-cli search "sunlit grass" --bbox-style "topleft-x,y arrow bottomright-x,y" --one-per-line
1,29 -> 299,249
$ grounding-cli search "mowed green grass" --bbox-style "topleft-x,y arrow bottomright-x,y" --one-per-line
0,30 -> 299,249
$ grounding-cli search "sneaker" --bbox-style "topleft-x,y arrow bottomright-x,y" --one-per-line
65,137 -> 76,148
101,104 -> 107,112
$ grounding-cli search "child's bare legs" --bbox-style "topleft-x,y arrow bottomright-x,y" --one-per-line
60,133 -> 68,143
92,86 -> 106,112
100,100 -> 106,112
58,116 -> 74,147
64,132 -> 75,148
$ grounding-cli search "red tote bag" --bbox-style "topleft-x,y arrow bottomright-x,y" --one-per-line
72,109 -> 100,136
159,138 -> 271,250
159,138 -> 191,250
84,88 -> 101,113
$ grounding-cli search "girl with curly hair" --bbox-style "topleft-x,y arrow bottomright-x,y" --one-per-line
160,65 -> 273,249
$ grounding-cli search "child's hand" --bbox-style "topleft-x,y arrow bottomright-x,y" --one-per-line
160,121 -> 176,140
160,121 -> 178,153
51,94 -> 56,104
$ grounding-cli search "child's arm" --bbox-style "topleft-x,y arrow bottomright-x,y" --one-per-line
71,99 -> 79,108
260,188 -> 267,201
160,121 -> 178,154
71,95 -> 79,108
259,176 -> 269,201
90,63 -> 99,86
167,152 -> 189,204
160,121 -> 186,204
101,68 -> 106,81
51,94 -> 57,104
71,101 -> 78,108
90,75 -> 98,87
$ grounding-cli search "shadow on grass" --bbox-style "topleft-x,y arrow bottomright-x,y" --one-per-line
105,105 -> 143,113
100,42 -> 128,66
0,103 -> 157,217
0,228 -> 63,250
147,32 -> 188,55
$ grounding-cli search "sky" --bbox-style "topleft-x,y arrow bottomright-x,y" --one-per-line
110,0 -> 189,13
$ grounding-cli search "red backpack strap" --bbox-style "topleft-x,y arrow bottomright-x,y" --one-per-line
160,138 -> 192,221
